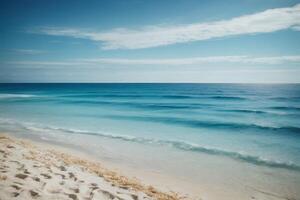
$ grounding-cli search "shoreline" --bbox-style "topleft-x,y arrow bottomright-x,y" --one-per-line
2,130 -> 199,198
0,133 -> 184,200
1,130 -> 300,200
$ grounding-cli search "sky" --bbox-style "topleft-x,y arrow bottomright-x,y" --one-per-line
0,0 -> 300,83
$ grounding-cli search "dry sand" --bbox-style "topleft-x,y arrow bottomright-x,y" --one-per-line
0,134 -> 184,200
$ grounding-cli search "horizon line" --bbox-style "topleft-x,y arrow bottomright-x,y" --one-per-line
1,82 -> 299,84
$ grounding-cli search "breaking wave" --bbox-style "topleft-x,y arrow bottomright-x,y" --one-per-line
1,118 -> 299,171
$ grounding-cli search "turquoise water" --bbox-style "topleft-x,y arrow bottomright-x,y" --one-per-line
0,83 -> 300,171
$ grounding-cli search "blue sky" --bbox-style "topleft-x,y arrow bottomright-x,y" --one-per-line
0,0 -> 300,83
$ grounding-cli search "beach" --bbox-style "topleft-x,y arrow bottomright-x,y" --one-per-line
1,131 -> 300,200
0,83 -> 300,200
0,133 -> 181,200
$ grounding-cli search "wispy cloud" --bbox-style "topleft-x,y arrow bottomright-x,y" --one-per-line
6,61 -> 85,66
12,49 -> 46,55
82,56 -> 300,65
31,4 -> 300,49
6,55 -> 300,67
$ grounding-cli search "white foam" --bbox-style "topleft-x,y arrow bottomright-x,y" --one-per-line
0,93 -> 36,99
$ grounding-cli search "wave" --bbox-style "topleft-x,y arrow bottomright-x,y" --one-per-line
56,98 -> 300,115
59,94 -> 147,98
104,115 -> 300,135
160,95 -> 247,100
269,106 -> 300,111
164,141 -> 300,171
58,94 -> 195,99
60,99 -> 204,110
64,133 -> 300,170
2,119 -> 298,171
58,93 -> 248,101
160,95 -> 198,99
269,97 -> 300,101
209,96 -> 247,100
221,109 -> 267,114
134,103 -> 194,110
0,93 -> 36,99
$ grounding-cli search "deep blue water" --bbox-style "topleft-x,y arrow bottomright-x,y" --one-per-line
0,83 -> 300,171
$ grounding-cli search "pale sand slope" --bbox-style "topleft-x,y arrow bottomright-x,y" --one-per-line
0,134 -> 182,200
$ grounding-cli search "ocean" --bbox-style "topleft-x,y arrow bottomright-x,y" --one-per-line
0,83 -> 300,199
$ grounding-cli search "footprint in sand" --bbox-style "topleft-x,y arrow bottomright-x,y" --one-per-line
15,173 -> 28,179
24,169 -> 30,174
68,172 -> 75,178
33,164 -> 42,168
59,165 -> 67,171
6,145 -> 15,150
131,194 -> 138,200
11,184 -> 22,190
32,177 -> 40,182
70,188 -> 80,193
40,173 -> 51,179
12,192 -> 20,197
101,190 -> 116,199
29,190 -> 40,198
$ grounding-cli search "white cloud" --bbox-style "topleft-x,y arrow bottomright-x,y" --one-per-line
33,4 -> 300,49
12,49 -> 45,55
6,55 -> 300,67
6,61 -> 85,66
81,55 -> 300,65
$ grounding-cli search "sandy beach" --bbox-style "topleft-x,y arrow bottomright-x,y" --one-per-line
0,133 -> 182,200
